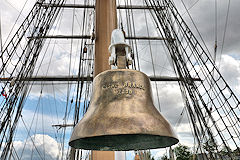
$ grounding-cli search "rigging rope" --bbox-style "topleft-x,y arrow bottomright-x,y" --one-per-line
214,0 -> 218,61
181,0 -> 200,17
0,12 -> 2,53
62,0 -> 76,157
219,0 -> 231,65
0,0 -> 66,158
2,0 -> 29,49
20,117 -> 44,160
143,6 -> 161,112
180,0 -> 212,58
129,0 -> 140,71
145,0 -> 240,159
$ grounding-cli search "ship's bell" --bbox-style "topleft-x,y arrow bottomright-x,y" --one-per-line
69,69 -> 179,150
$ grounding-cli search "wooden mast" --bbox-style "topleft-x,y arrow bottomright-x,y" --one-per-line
94,0 -> 117,76
92,0 -> 117,159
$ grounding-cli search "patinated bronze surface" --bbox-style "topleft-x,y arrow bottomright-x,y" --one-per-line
69,69 -> 178,150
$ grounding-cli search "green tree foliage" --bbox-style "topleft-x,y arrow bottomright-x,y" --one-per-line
203,140 -> 218,159
136,150 -> 155,160
233,147 -> 240,156
203,140 -> 216,154
161,154 -> 168,160
220,145 -> 232,156
174,144 -> 192,160
144,150 -> 155,160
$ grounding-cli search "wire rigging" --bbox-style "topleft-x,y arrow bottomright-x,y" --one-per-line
145,0 -> 240,159
143,5 -> 161,112
0,12 -> 2,53
219,0 -> 231,65
0,0 -> 240,159
180,0 -> 212,58
0,0 -> 66,158
214,0 -> 218,61
181,0 -> 200,17
61,0 -> 77,158
2,0 -> 29,49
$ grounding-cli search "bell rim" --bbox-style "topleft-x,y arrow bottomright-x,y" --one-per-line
69,134 -> 179,151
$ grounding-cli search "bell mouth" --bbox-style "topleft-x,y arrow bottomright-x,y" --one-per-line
69,134 -> 179,151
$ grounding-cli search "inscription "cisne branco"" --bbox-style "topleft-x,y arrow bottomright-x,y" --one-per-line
102,81 -> 145,96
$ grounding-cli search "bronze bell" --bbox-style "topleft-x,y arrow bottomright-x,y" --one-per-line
69,69 -> 179,151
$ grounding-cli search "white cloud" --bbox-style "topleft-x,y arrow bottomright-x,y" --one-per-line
149,54 -> 240,149
153,148 -> 168,159
17,109 -> 61,134
1,0 -> 240,158
219,55 -> 240,91
175,123 -> 192,136
13,134 -> 63,160
152,83 -> 185,125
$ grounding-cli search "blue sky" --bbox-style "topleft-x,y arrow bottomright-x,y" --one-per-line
1,0 -> 240,159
